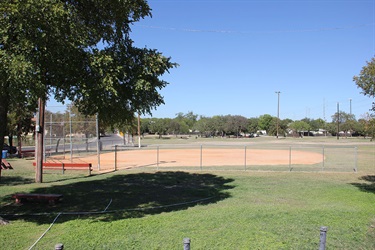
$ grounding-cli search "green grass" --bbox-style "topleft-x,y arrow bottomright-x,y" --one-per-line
0,137 -> 374,249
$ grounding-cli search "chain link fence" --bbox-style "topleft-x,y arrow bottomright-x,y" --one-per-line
93,144 -> 358,173
44,113 -> 98,161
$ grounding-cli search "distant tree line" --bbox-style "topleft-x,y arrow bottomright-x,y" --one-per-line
137,111 -> 375,139
4,107 -> 375,155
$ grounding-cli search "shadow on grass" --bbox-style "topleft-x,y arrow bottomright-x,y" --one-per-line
351,175 -> 375,194
0,176 -> 34,186
1,171 -> 234,224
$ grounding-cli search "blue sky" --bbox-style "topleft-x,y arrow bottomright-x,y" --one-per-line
49,0 -> 374,122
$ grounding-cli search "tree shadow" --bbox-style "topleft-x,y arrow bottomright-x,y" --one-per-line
351,175 -> 375,194
1,171 -> 234,224
0,176 -> 34,186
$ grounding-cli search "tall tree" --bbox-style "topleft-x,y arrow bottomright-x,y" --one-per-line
289,120 -> 310,137
331,111 -> 356,136
258,114 -> 274,134
353,57 -> 375,112
149,118 -> 171,139
7,103 -> 36,157
0,1 -> 177,181
247,118 -> 259,134
195,116 -> 215,137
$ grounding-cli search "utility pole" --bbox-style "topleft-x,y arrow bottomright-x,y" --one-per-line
275,91 -> 281,138
337,102 -> 340,140
349,98 -> 352,115
137,113 -> 141,148
323,98 -> 327,136
96,113 -> 100,170
35,98 -> 45,183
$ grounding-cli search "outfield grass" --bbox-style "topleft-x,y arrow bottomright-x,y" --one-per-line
0,137 -> 374,249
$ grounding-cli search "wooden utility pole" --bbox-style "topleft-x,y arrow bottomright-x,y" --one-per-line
35,98 -> 45,183
275,91 -> 281,138
138,113 -> 141,148
337,102 -> 340,140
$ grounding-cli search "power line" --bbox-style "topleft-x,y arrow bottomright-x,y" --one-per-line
135,23 -> 375,35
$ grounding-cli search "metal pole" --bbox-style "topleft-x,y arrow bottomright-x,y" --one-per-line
275,91 -> 281,138
354,146 -> 358,172
55,243 -> 64,250
183,238 -> 190,250
69,111 -> 73,162
138,113 -> 141,148
244,145 -> 247,171
157,146 -> 159,171
289,146 -> 292,171
96,114 -> 100,171
49,113 -> 52,157
319,226 -> 328,250
337,102 -> 340,140
114,145 -> 117,171
62,121 -> 65,159
322,146 -> 325,171
200,145 -> 203,170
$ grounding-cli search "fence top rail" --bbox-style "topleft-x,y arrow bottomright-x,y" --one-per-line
117,144 -> 359,150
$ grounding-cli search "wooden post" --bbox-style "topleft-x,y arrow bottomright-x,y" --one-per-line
35,98 -> 45,183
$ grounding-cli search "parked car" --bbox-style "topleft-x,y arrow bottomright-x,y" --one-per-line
3,143 -> 17,154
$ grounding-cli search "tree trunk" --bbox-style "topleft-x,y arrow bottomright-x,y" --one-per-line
17,122 -> 22,158
8,132 -> 13,148
35,98 -> 45,183
0,90 -> 10,181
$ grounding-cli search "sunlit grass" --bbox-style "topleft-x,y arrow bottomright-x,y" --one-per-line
0,138 -> 374,249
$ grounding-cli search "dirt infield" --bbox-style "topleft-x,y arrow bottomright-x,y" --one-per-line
72,148 -> 323,171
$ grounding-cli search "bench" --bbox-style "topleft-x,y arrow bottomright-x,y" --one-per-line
12,193 -> 63,205
33,162 -> 92,175
20,149 -> 35,158
21,149 -> 51,158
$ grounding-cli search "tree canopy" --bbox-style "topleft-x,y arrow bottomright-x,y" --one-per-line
353,57 -> 375,111
0,1 -> 177,161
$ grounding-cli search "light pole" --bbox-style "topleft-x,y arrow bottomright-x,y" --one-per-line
337,102 -> 340,140
275,91 -> 281,138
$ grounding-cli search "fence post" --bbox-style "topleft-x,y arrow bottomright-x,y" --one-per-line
322,146 -> 325,171
157,146 -> 159,171
200,145 -> 203,170
289,146 -> 292,171
354,146 -> 358,172
114,145 -> 117,171
183,238 -> 190,250
244,145 -> 247,171
319,226 -> 328,250
55,243 -> 64,250
96,113 -> 100,170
